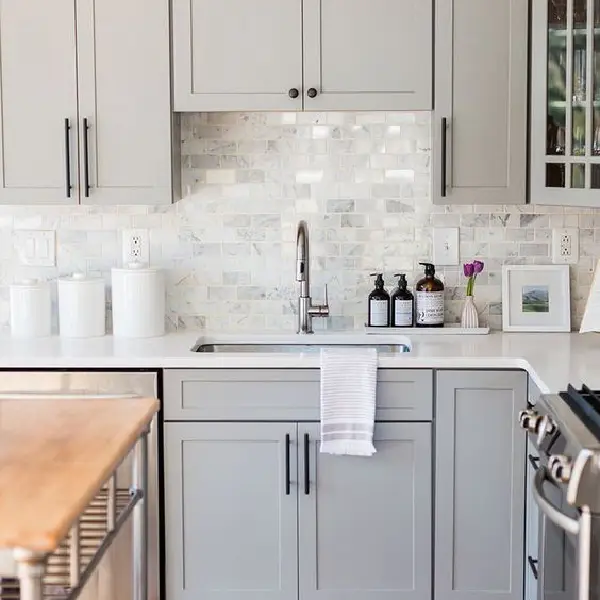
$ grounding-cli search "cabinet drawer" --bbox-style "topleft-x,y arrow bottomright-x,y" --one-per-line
164,369 -> 433,421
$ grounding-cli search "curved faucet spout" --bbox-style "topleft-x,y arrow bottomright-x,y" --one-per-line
295,220 -> 329,333
296,220 -> 309,295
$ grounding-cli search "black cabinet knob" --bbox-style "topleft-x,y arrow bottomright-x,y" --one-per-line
307,88 -> 318,98
288,88 -> 299,99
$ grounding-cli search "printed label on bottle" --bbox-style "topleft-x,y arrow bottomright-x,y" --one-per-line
369,299 -> 389,327
416,291 -> 444,325
394,299 -> 413,327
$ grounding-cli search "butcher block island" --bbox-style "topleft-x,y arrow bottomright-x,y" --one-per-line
0,396 -> 159,600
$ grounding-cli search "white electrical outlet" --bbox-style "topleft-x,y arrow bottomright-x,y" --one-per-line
432,228 -> 460,266
552,228 -> 579,264
122,229 -> 149,265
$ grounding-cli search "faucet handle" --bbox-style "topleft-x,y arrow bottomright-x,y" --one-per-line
323,283 -> 329,307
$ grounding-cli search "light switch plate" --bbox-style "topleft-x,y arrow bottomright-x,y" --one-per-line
14,230 -> 56,267
432,228 -> 459,266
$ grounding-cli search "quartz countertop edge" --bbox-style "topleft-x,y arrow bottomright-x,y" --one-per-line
0,331 -> 597,394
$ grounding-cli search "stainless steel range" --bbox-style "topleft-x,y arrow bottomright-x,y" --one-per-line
520,385 -> 600,600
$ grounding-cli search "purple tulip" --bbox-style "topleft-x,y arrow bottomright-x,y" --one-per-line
473,260 -> 484,275
463,263 -> 474,277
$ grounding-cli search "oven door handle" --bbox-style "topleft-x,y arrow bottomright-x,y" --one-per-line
533,467 -> 580,535
533,466 -> 591,600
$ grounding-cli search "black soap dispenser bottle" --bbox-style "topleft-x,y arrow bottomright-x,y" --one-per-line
390,273 -> 414,327
368,273 -> 390,327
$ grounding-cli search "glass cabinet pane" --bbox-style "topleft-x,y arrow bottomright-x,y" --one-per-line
594,0 -> 600,154
572,0 -> 588,155
547,0 -> 567,155
571,162 -> 586,186
546,163 -> 566,186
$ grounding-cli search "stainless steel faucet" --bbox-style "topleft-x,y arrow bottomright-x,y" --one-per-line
296,220 -> 329,334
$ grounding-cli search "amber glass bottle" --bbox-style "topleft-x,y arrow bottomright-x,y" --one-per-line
415,262 -> 444,328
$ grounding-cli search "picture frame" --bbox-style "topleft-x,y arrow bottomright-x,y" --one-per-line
502,265 -> 571,332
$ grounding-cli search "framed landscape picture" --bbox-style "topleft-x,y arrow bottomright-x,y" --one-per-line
502,265 -> 571,332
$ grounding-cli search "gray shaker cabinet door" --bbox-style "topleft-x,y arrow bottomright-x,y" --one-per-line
298,422 -> 432,600
435,370 -> 527,600
172,0 -> 303,111
0,0 -> 79,205
433,0 -> 528,204
164,422 -> 299,600
302,0 -> 432,110
76,0 -> 173,205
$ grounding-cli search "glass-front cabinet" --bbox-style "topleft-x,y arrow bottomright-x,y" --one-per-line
532,0 -> 600,205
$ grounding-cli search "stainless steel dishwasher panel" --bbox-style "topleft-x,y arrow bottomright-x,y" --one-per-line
0,370 -> 160,600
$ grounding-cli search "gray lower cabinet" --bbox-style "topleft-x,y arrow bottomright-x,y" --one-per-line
435,370 -> 527,600
165,420 -> 432,600
164,422 -> 299,600
298,422 -> 432,600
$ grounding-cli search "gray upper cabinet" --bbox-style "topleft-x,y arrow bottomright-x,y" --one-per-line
172,0 -> 432,112
435,370 -> 527,600
165,422 -> 299,600
76,0 -> 173,205
302,0 -> 432,111
0,0 -> 79,205
298,422 -> 432,600
172,0 -> 304,111
0,0 -> 173,206
433,0 -> 528,204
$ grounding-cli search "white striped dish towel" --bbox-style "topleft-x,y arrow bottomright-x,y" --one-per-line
319,347 -> 378,456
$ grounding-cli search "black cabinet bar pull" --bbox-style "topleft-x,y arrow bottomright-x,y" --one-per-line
528,454 -> 540,471
64,118 -> 71,198
527,556 -> 539,580
441,117 -> 448,197
83,118 -> 90,198
285,434 -> 291,495
304,433 -> 310,495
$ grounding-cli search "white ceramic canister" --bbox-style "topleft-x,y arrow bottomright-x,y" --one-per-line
10,279 -> 51,338
111,263 -> 165,338
58,273 -> 106,338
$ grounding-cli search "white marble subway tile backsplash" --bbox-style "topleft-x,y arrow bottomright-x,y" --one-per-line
0,111 -> 596,332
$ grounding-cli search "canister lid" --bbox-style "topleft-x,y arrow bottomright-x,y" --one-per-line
58,272 -> 104,285
111,262 -> 161,274
10,278 -> 47,289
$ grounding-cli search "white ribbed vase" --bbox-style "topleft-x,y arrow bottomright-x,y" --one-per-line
460,295 -> 479,328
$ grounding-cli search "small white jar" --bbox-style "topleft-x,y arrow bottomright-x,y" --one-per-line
58,273 -> 106,338
111,263 -> 165,338
10,279 -> 51,338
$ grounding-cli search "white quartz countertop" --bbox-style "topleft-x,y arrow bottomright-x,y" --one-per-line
0,330 -> 598,394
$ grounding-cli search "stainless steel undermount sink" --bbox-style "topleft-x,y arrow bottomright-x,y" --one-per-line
193,340 -> 411,354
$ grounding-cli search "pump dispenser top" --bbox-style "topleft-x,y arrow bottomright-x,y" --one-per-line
368,273 -> 389,327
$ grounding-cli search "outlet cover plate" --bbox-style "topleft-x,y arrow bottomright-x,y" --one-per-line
14,230 -> 56,267
552,228 -> 579,264
122,229 -> 149,265
432,227 -> 459,266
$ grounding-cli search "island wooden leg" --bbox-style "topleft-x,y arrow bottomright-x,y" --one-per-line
132,430 -> 149,600
13,549 -> 46,600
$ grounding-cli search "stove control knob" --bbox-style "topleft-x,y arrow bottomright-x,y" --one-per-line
549,454 -> 572,483
518,409 -> 542,433
537,415 -> 557,446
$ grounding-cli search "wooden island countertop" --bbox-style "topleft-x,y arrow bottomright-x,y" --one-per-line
0,396 -> 159,553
